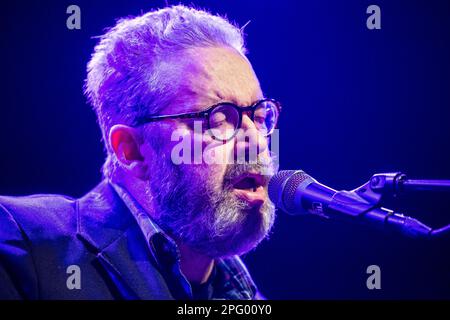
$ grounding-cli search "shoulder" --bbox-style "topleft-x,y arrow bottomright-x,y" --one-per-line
0,180 -> 133,245
0,181 -> 132,299
0,192 -> 80,299
0,192 -> 77,240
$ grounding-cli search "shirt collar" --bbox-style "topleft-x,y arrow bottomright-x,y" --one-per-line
109,181 -> 181,266
110,181 -> 161,239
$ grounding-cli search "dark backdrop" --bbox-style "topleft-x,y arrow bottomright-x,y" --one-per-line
1,0 -> 450,299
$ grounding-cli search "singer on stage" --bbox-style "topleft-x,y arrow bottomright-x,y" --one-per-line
0,5 -> 280,299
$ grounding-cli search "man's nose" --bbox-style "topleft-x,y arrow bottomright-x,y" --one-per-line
233,114 -> 269,162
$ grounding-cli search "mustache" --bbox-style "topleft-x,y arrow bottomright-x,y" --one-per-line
222,157 -> 277,189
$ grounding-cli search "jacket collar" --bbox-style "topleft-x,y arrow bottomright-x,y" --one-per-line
75,180 -> 174,299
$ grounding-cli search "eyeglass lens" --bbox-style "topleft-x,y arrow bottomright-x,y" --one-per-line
208,101 -> 278,141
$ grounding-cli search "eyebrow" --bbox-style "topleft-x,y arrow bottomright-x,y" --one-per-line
212,94 -> 262,108
184,88 -> 264,113
211,90 -> 248,107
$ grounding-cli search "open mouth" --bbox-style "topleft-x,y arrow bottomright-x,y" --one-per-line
230,172 -> 268,207
232,173 -> 266,192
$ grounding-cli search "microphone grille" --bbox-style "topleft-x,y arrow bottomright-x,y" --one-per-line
269,170 -> 311,213
283,171 -> 311,213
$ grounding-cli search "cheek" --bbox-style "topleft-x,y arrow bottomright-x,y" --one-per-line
198,160 -> 227,187
161,122 -> 234,183
197,144 -> 229,189
202,134 -> 235,164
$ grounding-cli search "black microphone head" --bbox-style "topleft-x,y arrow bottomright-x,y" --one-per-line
268,170 -> 315,214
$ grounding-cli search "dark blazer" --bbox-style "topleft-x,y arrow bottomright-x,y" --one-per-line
0,180 -> 185,299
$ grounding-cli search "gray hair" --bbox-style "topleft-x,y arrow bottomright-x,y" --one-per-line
84,5 -> 247,179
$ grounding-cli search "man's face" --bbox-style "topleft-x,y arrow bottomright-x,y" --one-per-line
141,46 -> 277,258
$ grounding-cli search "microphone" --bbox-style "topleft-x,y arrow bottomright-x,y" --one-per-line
268,170 -> 450,239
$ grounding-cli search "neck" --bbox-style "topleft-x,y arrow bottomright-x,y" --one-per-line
179,243 -> 215,284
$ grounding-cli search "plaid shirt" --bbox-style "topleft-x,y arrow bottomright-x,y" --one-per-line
110,182 -> 259,300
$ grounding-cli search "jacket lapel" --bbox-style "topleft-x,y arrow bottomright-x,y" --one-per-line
76,180 -> 174,299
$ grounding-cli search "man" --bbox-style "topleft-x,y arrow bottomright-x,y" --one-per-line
0,5 -> 280,299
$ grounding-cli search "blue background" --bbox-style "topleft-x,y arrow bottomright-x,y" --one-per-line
1,0 -> 450,299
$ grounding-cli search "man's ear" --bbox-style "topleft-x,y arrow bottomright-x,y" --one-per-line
109,124 -> 148,180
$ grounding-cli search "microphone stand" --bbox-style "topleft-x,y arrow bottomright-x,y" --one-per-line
341,172 -> 450,239
369,172 -> 450,195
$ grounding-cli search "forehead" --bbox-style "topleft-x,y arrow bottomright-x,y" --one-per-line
169,46 -> 263,113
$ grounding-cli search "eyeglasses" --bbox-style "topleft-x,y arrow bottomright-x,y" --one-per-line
134,98 -> 281,142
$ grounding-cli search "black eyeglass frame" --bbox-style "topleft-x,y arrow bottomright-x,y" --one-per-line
134,98 -> 282,142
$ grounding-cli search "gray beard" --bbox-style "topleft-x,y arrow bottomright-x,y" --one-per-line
147,155 -> 276,258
